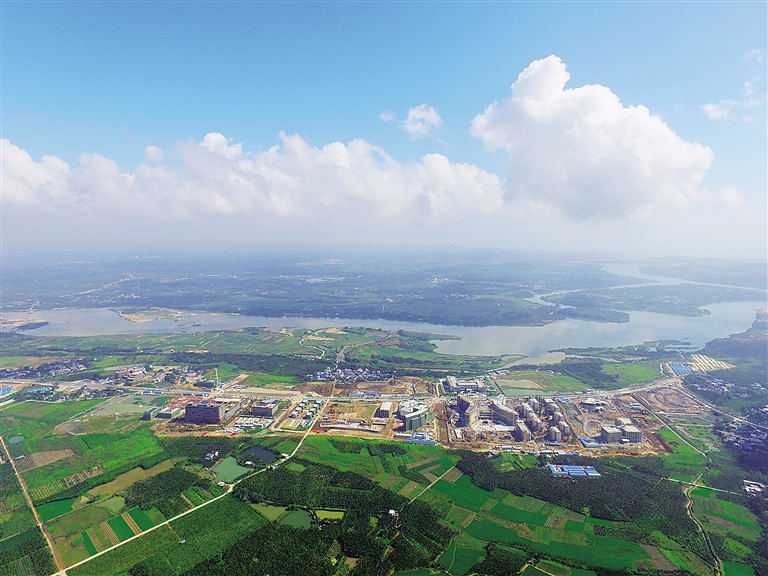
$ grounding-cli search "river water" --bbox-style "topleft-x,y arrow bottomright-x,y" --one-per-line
10,300 -> 764,364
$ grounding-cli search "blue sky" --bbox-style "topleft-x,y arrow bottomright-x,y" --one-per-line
3,2 -> 766,257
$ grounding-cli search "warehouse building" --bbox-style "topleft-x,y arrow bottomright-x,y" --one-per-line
156,407 -> 183,419
140,406 -> 162,420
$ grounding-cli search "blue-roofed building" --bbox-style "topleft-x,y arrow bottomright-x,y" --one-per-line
669,362 -> 692,376
0,387 -> 12,397
547,464 -> 602,478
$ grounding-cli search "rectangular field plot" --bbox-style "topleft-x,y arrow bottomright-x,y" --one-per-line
437,539 -> 486,576
564,520 -> 586,533
432,480 -> 494,512
723,561 -> 757,576
107,515 -> 136,541
80,531 -> 98,556
15,449 -> 75,472
128,508 -> 155,531
465,518 -> 519,545
37,496 -> 78,521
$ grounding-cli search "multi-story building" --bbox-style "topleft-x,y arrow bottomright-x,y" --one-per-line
456,396 -> 480,428
621,425 -> 643,443
251,400 -> 279,417
491,399 -> 518,425
600,426 -> 623,444
186,398 -> 242,424
515,421 -> 532,442
399,401 -> 432,431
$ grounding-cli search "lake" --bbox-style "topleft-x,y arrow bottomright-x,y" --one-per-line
10,300 -> 765,364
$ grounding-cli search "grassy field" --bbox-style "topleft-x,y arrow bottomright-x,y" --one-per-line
280,509 -> 312,528
692,490 -> 763,542
0,400 -> 105,443
657,428 -> 706,480
497,371 -> 584,395
0,355 -> 73,369
252,503 -> 287,521
243,373 -> 298,387
23,423 -> 164,494
89,459 -> 174,497
601,361 -> 661,385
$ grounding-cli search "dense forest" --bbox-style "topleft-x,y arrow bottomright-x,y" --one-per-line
232,459 -> 454,574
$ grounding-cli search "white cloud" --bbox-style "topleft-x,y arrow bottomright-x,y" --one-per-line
199,132 -> 243,159
1,139 -> 71,206
401,104 -> 443,140
144,145 -> 164,162
381,104 -> 443,140
701,101 -> 737,120
740,48 -> 765,64
2,133 -> 503,226
716,186 -> 748,210
702,75 -> 765,123
471,55 -> 714,220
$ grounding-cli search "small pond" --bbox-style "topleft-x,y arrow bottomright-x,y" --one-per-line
212,456 -> 250,482
241,445 -> 279,465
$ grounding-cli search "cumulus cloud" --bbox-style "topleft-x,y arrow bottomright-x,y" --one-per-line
380,104 -> 443,140
1,140 -> 71,206
2,132 -> 502,226
144,145 -> 164,162
400,104 -> 443,140
471,55 -> 715,220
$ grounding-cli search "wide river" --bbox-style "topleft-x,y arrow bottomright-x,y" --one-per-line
14,300 -> 765,364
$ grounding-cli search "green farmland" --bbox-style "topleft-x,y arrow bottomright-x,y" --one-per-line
0,440 -> 57,576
